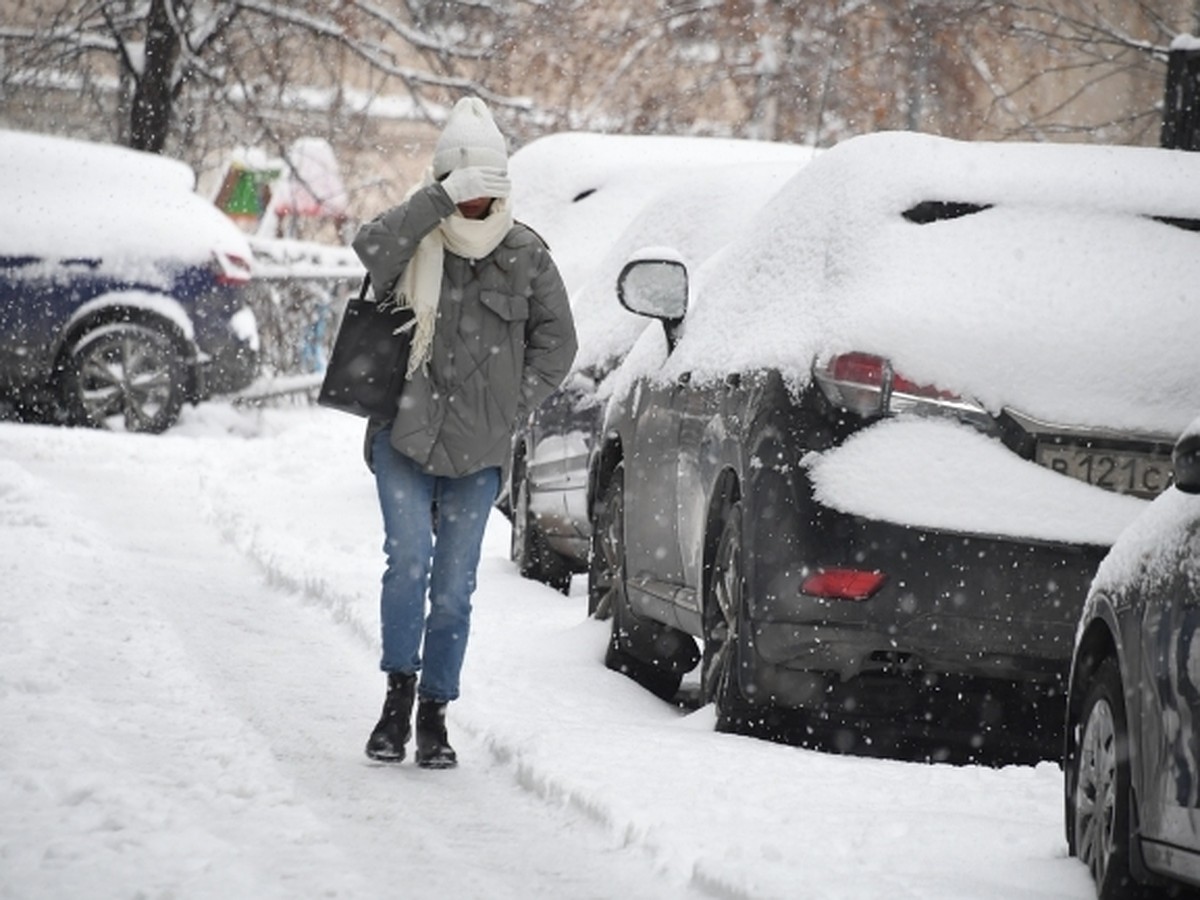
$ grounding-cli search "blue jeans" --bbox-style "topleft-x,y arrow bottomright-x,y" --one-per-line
372,429 -> 500,702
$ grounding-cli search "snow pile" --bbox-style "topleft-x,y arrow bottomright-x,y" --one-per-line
804,417 -> 1149,545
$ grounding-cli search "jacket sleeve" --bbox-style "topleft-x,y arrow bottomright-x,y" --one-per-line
519,242 -> 578,419
351,183 -> 456,301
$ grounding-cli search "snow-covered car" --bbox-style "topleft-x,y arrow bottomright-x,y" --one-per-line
588,131 -> 1200,758
1064,425 -> 1200,897
508,131 -> 813,297
506,133 -> 813,592
0,129 -> 259,433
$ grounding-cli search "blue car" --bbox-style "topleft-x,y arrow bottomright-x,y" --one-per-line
0,129 -> 259,433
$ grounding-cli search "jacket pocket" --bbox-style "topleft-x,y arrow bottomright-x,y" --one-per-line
479,289 -> 529,322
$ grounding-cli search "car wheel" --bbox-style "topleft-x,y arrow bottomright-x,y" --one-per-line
597,464 -> 683,701
510,469 -> 572,594
1072,658 -> 1144,900
704,499 -> 755,731
66,323 -> 185,433
588,463 -> 624,619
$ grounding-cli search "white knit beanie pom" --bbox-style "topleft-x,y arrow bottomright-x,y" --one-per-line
432,97 -> 508,178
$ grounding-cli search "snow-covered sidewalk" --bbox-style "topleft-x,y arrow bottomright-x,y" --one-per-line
0,404 -> 1095,899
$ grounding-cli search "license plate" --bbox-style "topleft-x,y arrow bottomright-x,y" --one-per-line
1036,444 -> 1173,498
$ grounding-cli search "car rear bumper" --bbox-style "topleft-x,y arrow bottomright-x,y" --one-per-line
192,304 -> 259,398
745,509 -> 1108,710
193,332 -> 258,398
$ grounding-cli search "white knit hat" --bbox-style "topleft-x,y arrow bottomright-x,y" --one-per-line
432,97 -> 508,178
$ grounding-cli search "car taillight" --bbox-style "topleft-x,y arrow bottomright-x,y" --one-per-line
213,250 -> 253,285
813,351 -> 985,421
815,352 -> 889,416
800,568 -> 887,601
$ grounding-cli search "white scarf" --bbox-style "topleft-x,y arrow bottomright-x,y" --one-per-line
397,168 -> 514,377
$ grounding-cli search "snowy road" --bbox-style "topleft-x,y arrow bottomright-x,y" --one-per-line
1,404 -> 1097,899
1,415 -> 693,900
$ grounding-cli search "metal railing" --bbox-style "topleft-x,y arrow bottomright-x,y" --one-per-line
236,236 -> 363,405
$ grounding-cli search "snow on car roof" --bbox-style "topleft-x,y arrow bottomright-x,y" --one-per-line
0,129 -> 251,264
654,130 -> 1200,436
569,158 -> 808,373
510,131 -> 813,296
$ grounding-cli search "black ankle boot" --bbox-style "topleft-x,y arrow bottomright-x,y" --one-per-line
414,700 -> 457,769
365,672 -> 416,762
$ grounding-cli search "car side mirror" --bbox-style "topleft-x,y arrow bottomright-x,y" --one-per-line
616,258 -> 688,352
1173,432 -> 1200,494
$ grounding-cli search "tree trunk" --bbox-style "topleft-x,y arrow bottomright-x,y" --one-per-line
129,0 -> 180,153
1162,47 -> 1200,150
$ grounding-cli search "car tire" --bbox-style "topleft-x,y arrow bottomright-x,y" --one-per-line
1072,658 -> 1148,900
65,322 -> 185,433
704,499 -> 756,732
588,463 -> 625,620
510,470 -> 573,594
596,464 -> 684,701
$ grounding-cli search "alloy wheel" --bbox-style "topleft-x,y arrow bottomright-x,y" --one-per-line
70,324 -> 183,433
1075,692 -> 1119,887
510,470 -> 532,564
588,464 -> 624,619
703,500 -> 743,706
1071,658 -> 1139,898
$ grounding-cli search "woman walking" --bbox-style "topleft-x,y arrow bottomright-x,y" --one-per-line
351,97 -> 577,767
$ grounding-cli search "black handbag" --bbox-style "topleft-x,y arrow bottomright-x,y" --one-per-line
317,274 -> 416,419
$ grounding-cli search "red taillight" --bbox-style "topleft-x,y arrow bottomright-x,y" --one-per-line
800,568 -> 887,601
214,251 -> 253,285
826,351 -> 886,387
814,351 -> 966,417
815,352 -> 889,416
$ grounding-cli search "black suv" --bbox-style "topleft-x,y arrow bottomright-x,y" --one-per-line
587,132 -> 1200,759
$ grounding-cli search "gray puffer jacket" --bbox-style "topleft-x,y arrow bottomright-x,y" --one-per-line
352,182 -> 577,477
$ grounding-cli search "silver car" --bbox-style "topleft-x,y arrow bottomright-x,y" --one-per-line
1065,425 -> 1200,897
